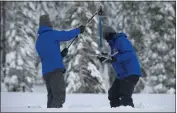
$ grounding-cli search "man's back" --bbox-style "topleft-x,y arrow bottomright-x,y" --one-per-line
109,33 -> 142,78
36,25 -> 80,75
36,26 -> 64,75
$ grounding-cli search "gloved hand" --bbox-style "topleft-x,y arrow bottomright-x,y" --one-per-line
97,56 -> 117,63
79,25 -> 85,34
61,48 -> 68,58
97,56 -> 107,62
111,56 -> 117,62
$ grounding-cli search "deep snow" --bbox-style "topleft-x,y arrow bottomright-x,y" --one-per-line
1,92 -> 175,112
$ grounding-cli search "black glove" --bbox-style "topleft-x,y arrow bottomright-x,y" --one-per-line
97,56 -> 117,63
61,48 -> 68,58
111,56 -> 117,62
79,25 -> 85,34
97,56 -> 107,62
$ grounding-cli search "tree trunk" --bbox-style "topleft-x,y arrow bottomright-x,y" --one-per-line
0,1 -> 6,81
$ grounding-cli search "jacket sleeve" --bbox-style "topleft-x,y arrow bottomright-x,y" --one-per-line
115,37 -> 133,62
53,28 -> 80,42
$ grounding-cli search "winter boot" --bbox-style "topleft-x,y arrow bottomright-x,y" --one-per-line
110,99 -> 121,108
120,96 -> 134,108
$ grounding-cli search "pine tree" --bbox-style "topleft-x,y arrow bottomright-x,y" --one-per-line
62,2 -> 106,93
143,1 -> 176,93
4,1 -> 39,92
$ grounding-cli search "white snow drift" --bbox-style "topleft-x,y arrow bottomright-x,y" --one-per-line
1,92 -> 175,112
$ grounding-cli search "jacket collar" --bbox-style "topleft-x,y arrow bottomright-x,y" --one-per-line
108,32 -> 127,44
38,25 -> 53,34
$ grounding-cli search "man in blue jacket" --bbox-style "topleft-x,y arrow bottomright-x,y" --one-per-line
36,14 -> 85,108
97,26 -> 141,108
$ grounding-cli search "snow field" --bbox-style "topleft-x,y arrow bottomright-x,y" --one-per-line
1,92 -> 175,112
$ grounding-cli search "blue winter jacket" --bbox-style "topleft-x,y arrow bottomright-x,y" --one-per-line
36,26 -> 80,76
108,33 -> 142,79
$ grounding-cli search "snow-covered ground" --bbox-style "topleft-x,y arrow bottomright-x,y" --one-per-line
1,92 -> 175,112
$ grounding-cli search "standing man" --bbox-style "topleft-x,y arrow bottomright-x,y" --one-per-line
97,26 -> 142,108
36,14 -> 85,108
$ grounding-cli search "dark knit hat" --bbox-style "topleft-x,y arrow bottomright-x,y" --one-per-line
39,14 -> 53,28
103,26 -> 116,41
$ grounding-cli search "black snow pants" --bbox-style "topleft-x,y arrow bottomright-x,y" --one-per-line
43,68 -> 66,108
108,75 -> 139,108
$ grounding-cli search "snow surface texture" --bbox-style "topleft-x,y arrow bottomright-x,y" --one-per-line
1,92 -> 175,112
